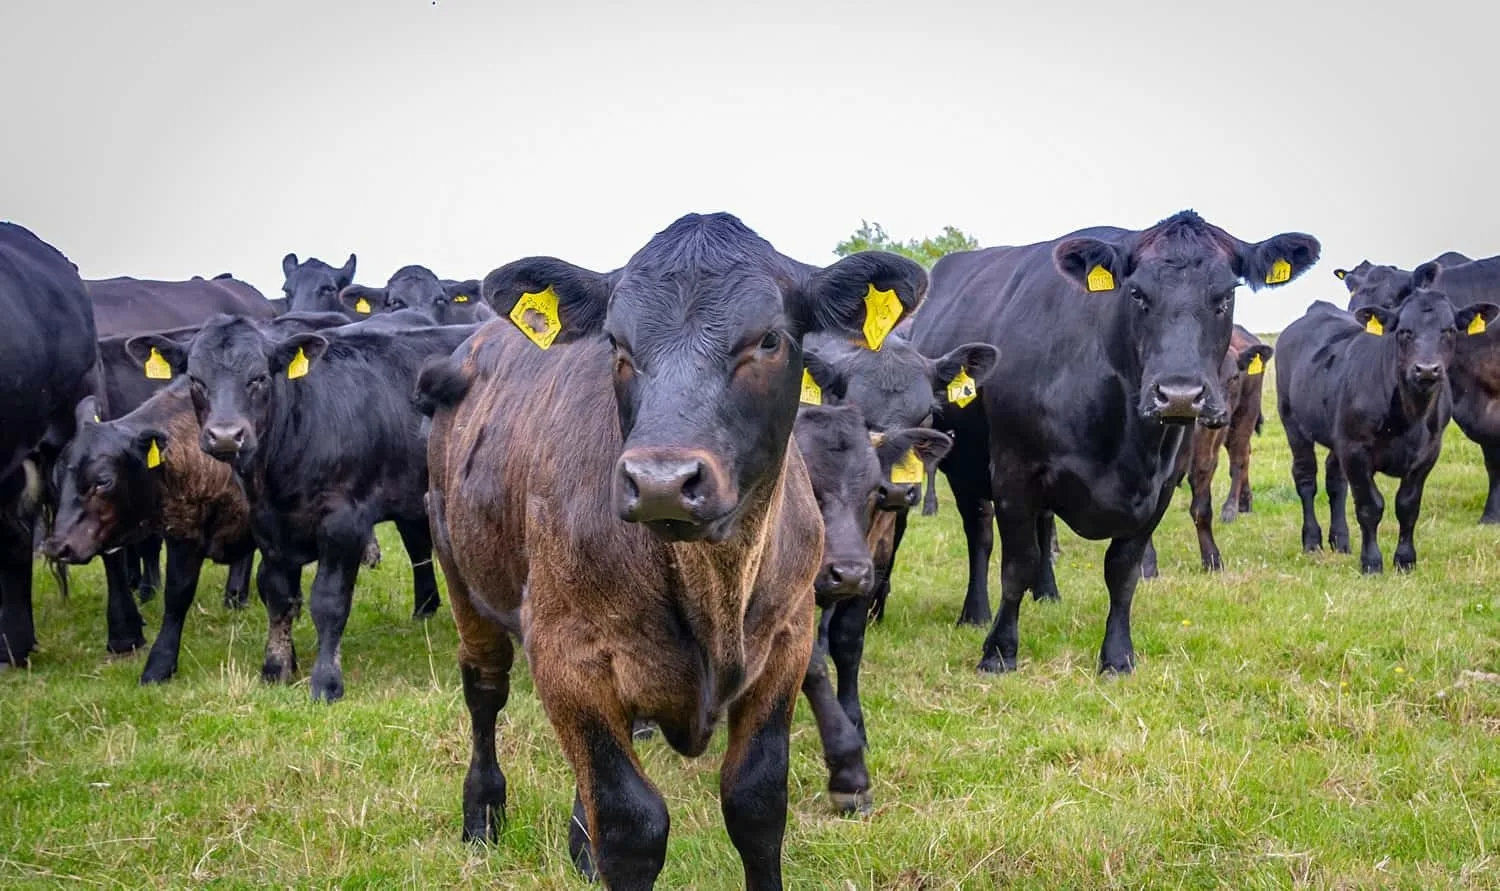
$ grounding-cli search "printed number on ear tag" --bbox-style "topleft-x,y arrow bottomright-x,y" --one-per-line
891,449 -> 924,485
1087,265 -> 1115,292
146,439 -> 163,469
144,348 -> 173,380
1265,258 -> 1293,285
354,297 -> 372,314
1470,315 -> 1488,336
947,366 -> 978,407
1246,353 -> 1265,376
453,294 -> 470,303
509,286 -> 562,349
287,347 -> 310,379
799,368 -> 822,405
1365,316 -> 1384,336
863,284 -> 902,351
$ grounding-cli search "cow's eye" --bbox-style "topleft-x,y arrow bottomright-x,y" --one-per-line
95,476 -> 114,493
1130,287 -> 1150,310
248,374 -> 269,391
319,285 -> 334,296
759,331 -> 781,352
1212,291 -> 1234,316
389,299 -> 406,310
1398,329 -> 1414,343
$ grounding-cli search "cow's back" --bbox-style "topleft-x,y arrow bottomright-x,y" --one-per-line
89,276 -> 275,337
1274,301 -> 1359,443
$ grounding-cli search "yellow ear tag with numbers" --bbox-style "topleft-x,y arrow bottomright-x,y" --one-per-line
891,449 -> 924,485
354,297 -> 372,314
144,347 -> 173,380
1265,258 -> 1293,285
947,366 -> 978,407
145,439 -> 162,469
1365,316 -> 1384,336
799,368 -> 822,405
1469,315 -> 1487,336
1246,354 -> 1264,376
453,294 -> 470,303
287,347 -> 310,379
509,285 -> 562,349
1086,265 -> 1115,292
863,283 -> 902,350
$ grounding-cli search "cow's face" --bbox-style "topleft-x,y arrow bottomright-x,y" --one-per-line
126,318 -> 328,473
282,252 -> 357,315
44,397 -> 165,564
1216,343 -> 1273,418
813,334 -> 999,433
483,213 -> 924,544
793,402 -> 882,606
1356,291 -> 1499,394
871,427 -> 953,512
1055,212 -> 1319,429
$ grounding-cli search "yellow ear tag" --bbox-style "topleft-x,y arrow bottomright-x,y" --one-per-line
287,347 -> 310,379
862,283 -> 902,350
144,347 -> 173,380
1469,315 -> 1487,336
1365,316 -> 1384,336
1086,265 -> 1115,292
509,285 -> 562,349
1266,258 -> 1293,285
799,368 -> 822,405
354,297 -> 372,314
890,449 -> 924,485
1246,353 -> 1265,376
145,439 -> 162,469
453,294 -> 470,303
1334,269 -> 1347,281
947,366 -> 978,407
92,412 -> 101,423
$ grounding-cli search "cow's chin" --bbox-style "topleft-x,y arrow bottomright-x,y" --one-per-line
640,508 -> 738,544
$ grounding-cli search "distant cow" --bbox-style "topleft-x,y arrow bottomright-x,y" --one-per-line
1335,252 -> 1471,311
124,317 -> 476,701
340,266 -> 494,325
281,253 -> 358,316
1277,290 -> 1496,572
915,211 -> 1319,672
418,212 -> 924,887
88,274 -> 275,336
0,223 -> 99,667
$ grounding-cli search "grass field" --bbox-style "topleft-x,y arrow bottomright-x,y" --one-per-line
3,366 -> 1500,889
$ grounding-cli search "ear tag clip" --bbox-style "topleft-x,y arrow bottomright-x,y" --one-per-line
1266,258 -> 1293,285
1086,265 -> 1115,292
144,348 -> 173,380
947,367 -> 978,407
509,285 -> 562,349
146,439 -> 163,469
1246,354 -> 1265,376
354,297 -> 372,314
799,368 -> 822,405
891,449 -> 924,485
1365,316 -> 1384,336
287,347 -> 310,379
1469,315 -> 1487,336
862,283 -> 902,350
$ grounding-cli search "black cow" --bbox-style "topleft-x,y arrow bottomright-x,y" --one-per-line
281,253 -> 358,316
124,317 -> 476,701
1277,292 -> 1497,572
340,266 -> 493,325
89,274 -> 275,337
1336,252 -> 1472,311
914,211 -> 1319,672
0,223 -> 99,667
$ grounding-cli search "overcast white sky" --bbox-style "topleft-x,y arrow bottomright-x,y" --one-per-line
2,0 -> 1494,331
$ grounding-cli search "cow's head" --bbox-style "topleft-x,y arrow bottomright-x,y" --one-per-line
1335,260 -> 1414,312
124,316 -> 329,474
1354,280 -> 1499,395
282,252 -> 357,315
807,332 -> 999,432
1054,211 -> 1319,428
1218,342 -> 1274,416
483,213 -> 925,543
44,395 -> 167,564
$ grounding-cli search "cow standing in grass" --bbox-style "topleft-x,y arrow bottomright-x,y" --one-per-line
418,212 -> 924,889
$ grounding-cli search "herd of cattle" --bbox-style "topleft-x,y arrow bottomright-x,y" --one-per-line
1,210 -> 1496,887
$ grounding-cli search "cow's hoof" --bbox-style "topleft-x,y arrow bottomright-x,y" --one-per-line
1331,537 -> 1351,555
310,666 -> 344,703
1360,559 -> 1383,575
830,788 -> 874,816
1202,554 -> 1224,572
631,719 -> 658,741
137,585 -> 157,605
412,600 -> 440,621
977,655 -> 1016,673
1480,512 -> 1500,526
107,635 -> 146,655
223,592 -> 250,610
1099,658 -> 1135,676
261,659 -> 295,684
1220,507 -> 1239,525
139,659 -> 177,685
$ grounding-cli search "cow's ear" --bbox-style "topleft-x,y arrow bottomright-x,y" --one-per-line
132,428 -> 169,470
282,253 -> 299,279
74,395 -> 103,428
123,334 -> 188,380
1054,237 -> 1130,293
795,251 -> 925,350
337,253 -> 357,289
443,279 -> 482,305
1236,232 -> 1321,290
269,333 -> 329,379
932,342 -> 1000,392
1237,344 -> 1274,374
1456,303 -> 1500,337
1333,268 -> 1347,281
801,350 -> 849,404
1411,260 -> 1442,290
1353,306 -> 1396,336
339,285 -> 385,316
874,427 -> 952,468
484,257 -> 612,349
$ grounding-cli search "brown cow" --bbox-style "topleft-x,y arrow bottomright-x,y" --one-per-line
418,212 -> 925,888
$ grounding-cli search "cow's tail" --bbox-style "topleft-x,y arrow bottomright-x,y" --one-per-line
1255,407 -> 1265,436
413,358 -> 472,417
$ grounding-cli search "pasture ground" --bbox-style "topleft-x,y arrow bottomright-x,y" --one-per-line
3,367 -> 1499,889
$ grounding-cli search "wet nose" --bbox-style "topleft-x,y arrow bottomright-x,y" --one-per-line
617,452 -> 711,524
877,482 -> 920,510
1152,380 -> 1206,419
42,536 -> 77,563
1412,362 -> 1444,384
815,560 -> 873,601
202,423 -> 246,456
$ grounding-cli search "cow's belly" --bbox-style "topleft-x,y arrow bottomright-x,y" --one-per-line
1039,455 -> 1172,540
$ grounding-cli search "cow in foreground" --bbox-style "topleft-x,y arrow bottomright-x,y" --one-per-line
1278,290 -> 1497,572
915,210 -> 1319,672
418,212 -> 924,888
125,316 -> 475,701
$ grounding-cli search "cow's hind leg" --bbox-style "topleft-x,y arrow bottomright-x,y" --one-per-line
135,534 -> 163,603
0,523 -> 36,667
1325,453 -> 1351,553
800,612 -> 869,814
103,550 -> 146,654
1480,443 -> 1500,524
978,507 -> 1041,673
258,557 -> 303,683
396,518 -> 441,619
1341,451 -> 1385,574
1286,426 -> 1322,552
222,552 -> 253,610
1033,513 -> 1060,600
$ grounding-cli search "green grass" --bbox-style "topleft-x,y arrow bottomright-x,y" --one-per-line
5,368 -> 1500,889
